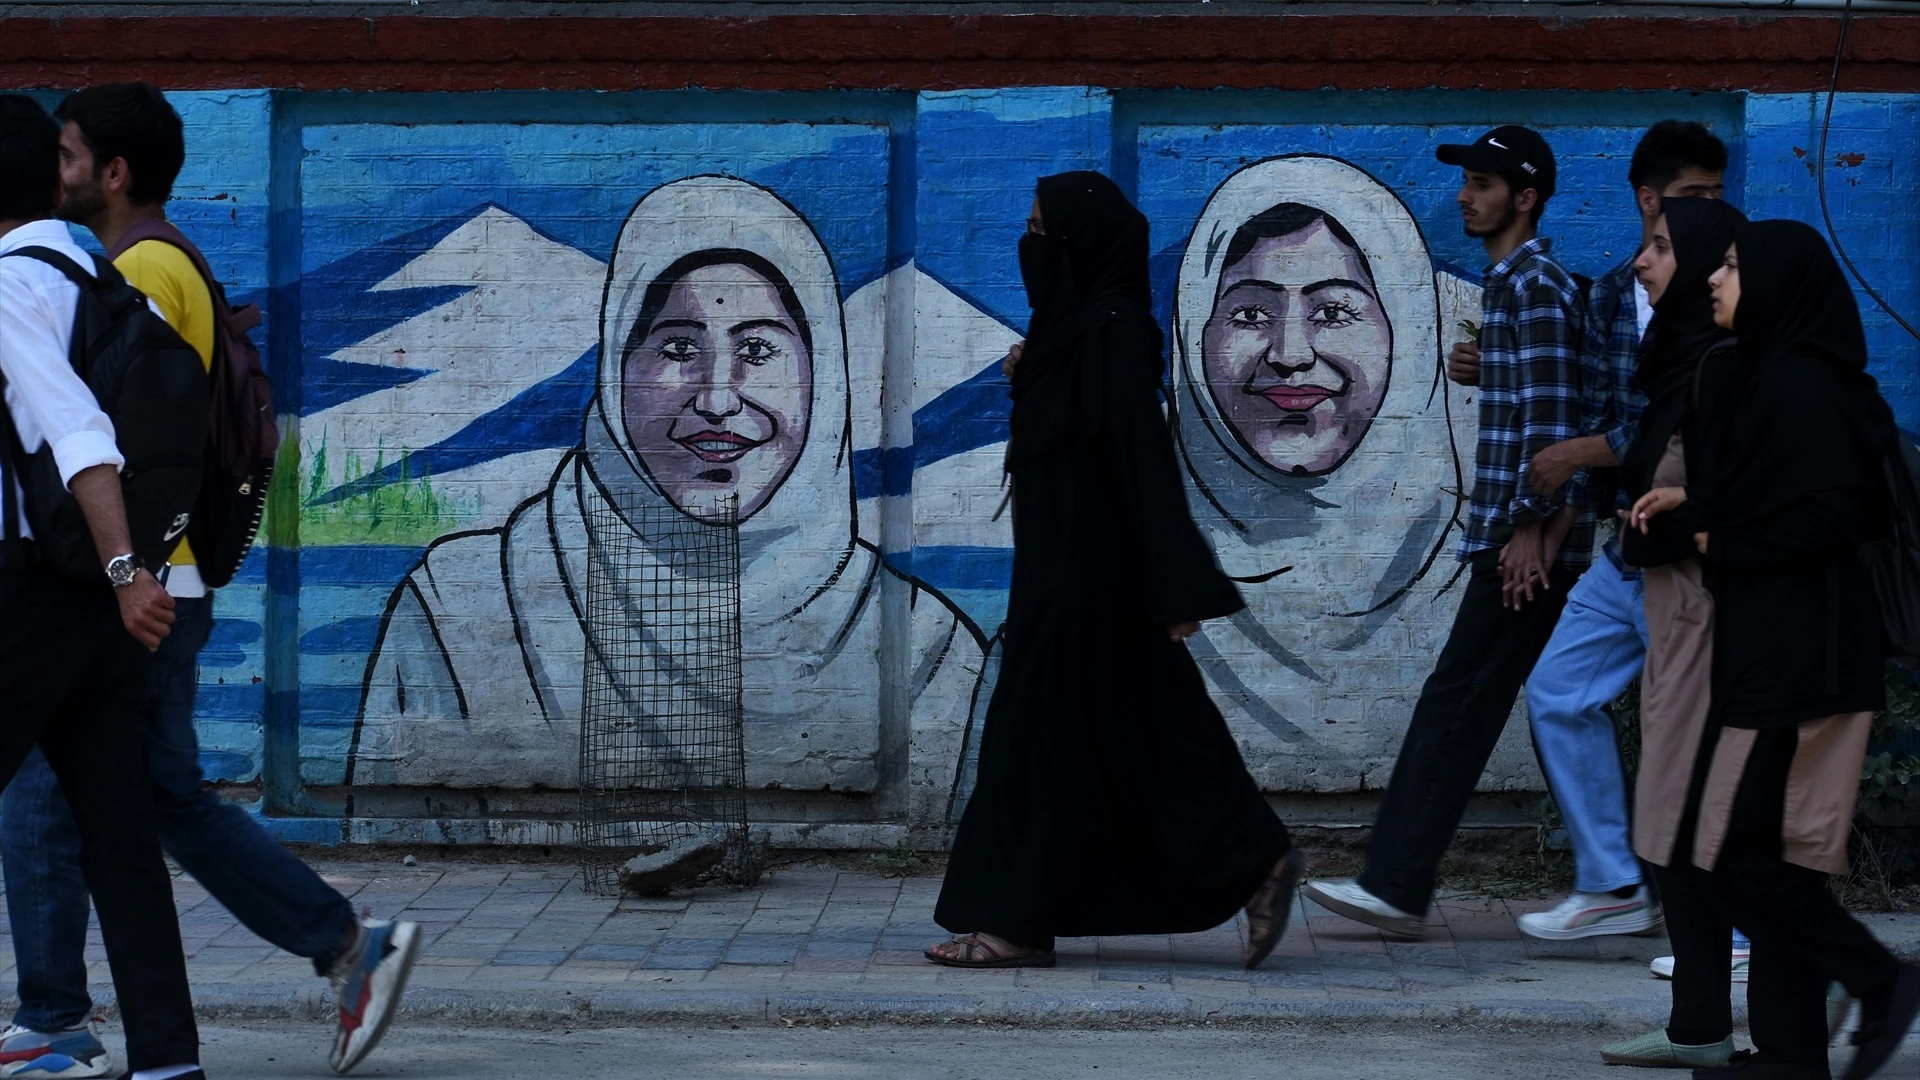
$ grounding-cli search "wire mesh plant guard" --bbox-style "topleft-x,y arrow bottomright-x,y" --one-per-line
578,492 -> 755,896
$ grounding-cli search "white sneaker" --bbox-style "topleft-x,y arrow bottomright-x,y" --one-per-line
1650,945 -> 1751,983
1516,886 -> 1664,941
1300,879 -> 1426,938
328,915 -> 422,1074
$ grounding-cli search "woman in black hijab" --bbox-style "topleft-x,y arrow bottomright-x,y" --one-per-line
1633,219 -> 1918,1079
1607,198 -> 1748,1070
927,172 -> 1299,970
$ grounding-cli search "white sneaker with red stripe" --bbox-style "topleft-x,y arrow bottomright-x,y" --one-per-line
327,916 -> 421,1074
1516,885 -> 1663,941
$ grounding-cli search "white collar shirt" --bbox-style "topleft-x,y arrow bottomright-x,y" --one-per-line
0,219 -> 124,542
1633,276 -> 1654,339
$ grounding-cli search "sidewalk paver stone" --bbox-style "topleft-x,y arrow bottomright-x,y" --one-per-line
19,857 -> 1920,1032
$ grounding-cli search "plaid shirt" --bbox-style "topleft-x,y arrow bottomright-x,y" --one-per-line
1566,255 -> 1649,514
1569,254 -> 1652,577
1460,236 -> 1592,571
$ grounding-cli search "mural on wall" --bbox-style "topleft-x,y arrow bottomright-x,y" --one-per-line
949,154 -> 1480,816
95,87 -> 1920,826
346,177 -> 989,793
268,99 -> 1767,817
1169,155 -> 1477,760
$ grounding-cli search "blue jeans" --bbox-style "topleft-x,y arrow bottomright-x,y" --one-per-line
2,595 -> 357,1032
1524,561 -> 1650,895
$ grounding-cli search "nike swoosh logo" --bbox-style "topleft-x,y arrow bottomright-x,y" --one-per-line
1488,138 -> 1508,149
163,513 -> 190,543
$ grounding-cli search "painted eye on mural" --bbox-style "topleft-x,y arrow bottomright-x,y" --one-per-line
1308,298 -> 1364,328
657,336 -> 701,364
1225,305 -> 1276,330
735,336 -> 782,366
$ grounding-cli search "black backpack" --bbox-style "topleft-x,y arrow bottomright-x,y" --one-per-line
0,247 -> 209,580
107,220 -> 277,589
1862,433 -> 1920,663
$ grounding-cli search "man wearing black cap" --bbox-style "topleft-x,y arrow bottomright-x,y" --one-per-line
1304,125 -> 1588,936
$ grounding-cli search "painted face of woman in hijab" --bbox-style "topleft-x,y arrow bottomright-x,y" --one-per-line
1636,214 -> 1677,306
1200,208 -> 1392,478
1709,243 -> 1741,330
622,257 -> 814,523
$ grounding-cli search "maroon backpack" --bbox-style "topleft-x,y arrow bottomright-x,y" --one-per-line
109,219 -> 278,589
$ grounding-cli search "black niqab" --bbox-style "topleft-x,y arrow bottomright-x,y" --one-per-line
1007,171 -> 1163,468
1692,219 -> 1894,531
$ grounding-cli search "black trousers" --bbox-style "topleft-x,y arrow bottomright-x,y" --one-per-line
1654,858 -> 1735,1047
1708,726 -> 1899,1070
1359,549 -> 1574,915
0,565 -> 199,1069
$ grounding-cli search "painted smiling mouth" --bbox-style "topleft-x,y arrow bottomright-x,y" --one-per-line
673,430 -> 766,463
1259,385 -> 1340,412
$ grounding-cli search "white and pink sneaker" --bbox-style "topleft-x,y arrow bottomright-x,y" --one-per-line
1517,885 -> 1664,940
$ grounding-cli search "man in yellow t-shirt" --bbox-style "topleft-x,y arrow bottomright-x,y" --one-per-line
0,83 -> 418,1080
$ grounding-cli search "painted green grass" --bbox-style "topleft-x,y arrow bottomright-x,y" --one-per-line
263,431 -> 468,548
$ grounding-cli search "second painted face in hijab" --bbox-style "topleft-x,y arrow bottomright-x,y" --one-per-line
622,254 -> 814,522
1201,206 -> 1393,477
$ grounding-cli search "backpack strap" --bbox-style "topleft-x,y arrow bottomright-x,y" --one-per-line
104,220 -> 260,337
1,246 -> 100,291
0,367 -> 43,561
0,367 -> 20,549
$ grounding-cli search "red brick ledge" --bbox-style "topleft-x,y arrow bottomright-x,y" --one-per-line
3,14 -> 1918,93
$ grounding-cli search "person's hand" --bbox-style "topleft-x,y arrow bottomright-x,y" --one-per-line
116,569 -> 175,651
1694,532 -> 1710,555
1499,521 -> 1551,611
1529,441 -> 1583,496
1447,339 -> 1481,386
1541,505 -> 1577,570
1630,487 -> 1689,534
1002,341 -> 1024,381
1168,621 -> 1201,642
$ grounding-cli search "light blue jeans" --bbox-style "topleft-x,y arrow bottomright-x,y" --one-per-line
1525,558 -> 1649,895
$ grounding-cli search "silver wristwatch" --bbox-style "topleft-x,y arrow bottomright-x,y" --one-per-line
105,553 -> 138,589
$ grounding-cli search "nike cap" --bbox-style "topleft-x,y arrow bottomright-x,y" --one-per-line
1437,125 -> 1556,200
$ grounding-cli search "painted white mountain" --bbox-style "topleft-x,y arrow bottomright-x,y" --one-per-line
300,207 -> 608,521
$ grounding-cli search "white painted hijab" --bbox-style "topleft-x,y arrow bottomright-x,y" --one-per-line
1171,155 -> 1466,630
575,176 -> 877,766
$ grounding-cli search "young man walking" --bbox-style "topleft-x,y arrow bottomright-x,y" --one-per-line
1303,126 -> 1588,936
1514,121 -> 1728,946
0,84 -> 418,1080
0,92 -> 205,1080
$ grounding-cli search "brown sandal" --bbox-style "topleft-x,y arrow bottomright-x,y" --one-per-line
924,933 -> 1057,969
1244,849 -> 1304,970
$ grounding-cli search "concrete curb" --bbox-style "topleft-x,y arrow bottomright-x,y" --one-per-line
138,983 -> 1680,1030
36,945 -> 1911,1031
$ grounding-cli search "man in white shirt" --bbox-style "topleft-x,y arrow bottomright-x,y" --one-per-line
0,94 -> 204,1080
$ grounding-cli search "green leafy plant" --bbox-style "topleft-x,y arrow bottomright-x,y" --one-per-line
1862,670 -> 1920,814
1845,665 -> 1920,909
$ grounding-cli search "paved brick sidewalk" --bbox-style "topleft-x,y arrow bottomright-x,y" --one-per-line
7,859 -> 1919,1028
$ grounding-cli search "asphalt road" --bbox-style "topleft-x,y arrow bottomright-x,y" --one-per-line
185,1020 -> 1920,1079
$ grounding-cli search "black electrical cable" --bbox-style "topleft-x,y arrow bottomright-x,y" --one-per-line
1817,0 -> 1920,343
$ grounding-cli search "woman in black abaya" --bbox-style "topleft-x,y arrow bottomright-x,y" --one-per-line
1633,220 -> 1919,1079
927,172 -> 1298,970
